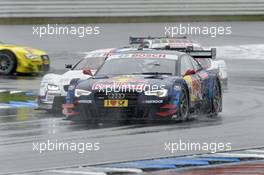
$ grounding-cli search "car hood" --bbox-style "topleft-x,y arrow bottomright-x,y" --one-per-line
77,74 -> 178,92
0,44 -> 47,55
41,70 -> 95,86
59,70 -> 93,85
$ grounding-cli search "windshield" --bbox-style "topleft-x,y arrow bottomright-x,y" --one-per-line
96,58 -> 177,75
73,57 -> 106,70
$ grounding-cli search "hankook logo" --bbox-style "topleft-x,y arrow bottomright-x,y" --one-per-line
108,93 -> 125,99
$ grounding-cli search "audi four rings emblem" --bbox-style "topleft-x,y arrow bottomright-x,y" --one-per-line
108,93 -> 125,99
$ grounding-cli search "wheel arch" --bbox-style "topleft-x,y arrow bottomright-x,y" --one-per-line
0,49 -> 17,59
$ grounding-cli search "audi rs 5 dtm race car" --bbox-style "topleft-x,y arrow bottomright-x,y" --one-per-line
38,48 -> 113,111
130,37 -> 228,88
63,50 -> 222,122
38,48 -> 135,112
0,41 -> 50,75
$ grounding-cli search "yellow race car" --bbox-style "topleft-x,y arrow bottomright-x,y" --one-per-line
0,41 -> 50,75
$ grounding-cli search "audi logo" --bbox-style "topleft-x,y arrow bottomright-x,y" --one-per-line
107,93 -> 125,99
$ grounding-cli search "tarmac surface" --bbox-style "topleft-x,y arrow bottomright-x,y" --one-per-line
0,22 -> 264,174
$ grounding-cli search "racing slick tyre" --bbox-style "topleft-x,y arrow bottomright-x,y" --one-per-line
0,51 -> 17,75
210,79 -> 222,117
177,86 -> 190,121
146,86 -> 190,124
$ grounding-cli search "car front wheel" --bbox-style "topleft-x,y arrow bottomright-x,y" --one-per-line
0,51 -> 17,75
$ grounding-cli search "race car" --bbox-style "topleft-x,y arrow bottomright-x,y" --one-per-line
129,36 -> 203,51
38,48 -> 113,111
129,36 -> 228,89
62,50 -> 222,122
38,47 -> 136,112
0,41 -> 50,75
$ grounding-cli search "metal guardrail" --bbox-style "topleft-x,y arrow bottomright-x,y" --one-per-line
0,0 -> 264,18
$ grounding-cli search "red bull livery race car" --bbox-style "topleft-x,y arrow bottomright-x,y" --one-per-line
63,49 -> 222,122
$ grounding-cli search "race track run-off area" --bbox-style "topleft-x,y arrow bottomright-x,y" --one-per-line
0,22 -> 264,174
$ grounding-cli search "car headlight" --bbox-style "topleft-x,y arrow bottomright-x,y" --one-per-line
47,84 -> 60,91
144,89 -> 168,97
74,89 -> 92,97
25,53 -> 38,59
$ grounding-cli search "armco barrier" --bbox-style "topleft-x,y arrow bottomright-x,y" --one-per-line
0,0 -> 264,18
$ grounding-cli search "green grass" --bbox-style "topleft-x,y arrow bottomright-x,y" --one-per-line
0,15 -> 264,25
0,92 -> 36,103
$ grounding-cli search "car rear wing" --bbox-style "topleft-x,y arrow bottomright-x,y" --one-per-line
129,36 -> 187,44
187,48 -> 216,59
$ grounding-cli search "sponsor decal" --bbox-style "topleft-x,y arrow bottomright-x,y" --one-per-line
112,75 -> 147,83
77,100 -> 92,104
104,100 -> 128,107
109,54 -> 178,60
96,75 -> 147,83
132,53 -> 166,58
142,100 -> 164,104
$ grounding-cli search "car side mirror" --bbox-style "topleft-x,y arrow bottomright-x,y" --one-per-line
83,68 -> 93,76
184,69 -> 196,76
65,64 -> 72,69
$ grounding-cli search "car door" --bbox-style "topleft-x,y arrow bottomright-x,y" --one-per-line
180,55 -> 203,105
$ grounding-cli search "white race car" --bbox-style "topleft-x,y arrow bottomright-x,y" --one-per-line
38,48 -> 116,111
130,36 -> 228,89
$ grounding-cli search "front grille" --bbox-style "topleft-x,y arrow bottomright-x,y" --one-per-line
94,92 -> 140,117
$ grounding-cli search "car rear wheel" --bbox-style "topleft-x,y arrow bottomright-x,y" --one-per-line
178,87 -> 190,121
211,80 -> 222,117
0,51 -> 17,75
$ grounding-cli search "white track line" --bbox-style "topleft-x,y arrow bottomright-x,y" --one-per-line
49,170 -> 107,175
215,153 -> 264,158
104,167 -> 143,173
0,106 -> 10,109
247,150 -> 264,154
0,89 -> 8,93
89,167 -> 143,173
9,91 -> 23,94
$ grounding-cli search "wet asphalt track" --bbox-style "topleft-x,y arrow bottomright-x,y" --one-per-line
0,22 -> 264,174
